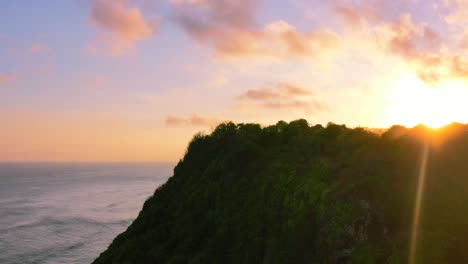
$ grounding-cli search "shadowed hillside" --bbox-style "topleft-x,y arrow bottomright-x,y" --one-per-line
94,120 -> 468,263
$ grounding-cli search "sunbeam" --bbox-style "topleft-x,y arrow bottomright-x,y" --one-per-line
409,138 -> 430,264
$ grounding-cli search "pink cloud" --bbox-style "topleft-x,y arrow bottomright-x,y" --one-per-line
0,72 -> 18,84
334,7 -> 365,27
278,82 -> 314,96
165,113 -> 225,127
239,82 -> 314,101
171,1 -> 338,58
172,0 -> 258,31
28,43 -> 50,55
89,0 -> 159,56
328,1 -> 468,85
241,88 -> 282,101
387,14 -> 440,59
238,82 -> 328,112
374,13 -> 468,85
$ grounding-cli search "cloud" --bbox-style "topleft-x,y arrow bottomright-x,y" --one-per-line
165,113 -> 225,127
305,1 -> 467,85
0,72 -> 18,84
444,0 -> 468,25
89,0 -> 159,56
238,82 -> 328,112
278,82 -> 314,96
171,0 -> 258,31
373,12 -> 468,85
327,0 -> 468,86
81,0 -> 468,85
333,5 -> 380,28
240,87 -> 282,101
239,82 -> 313,101
28,43 -> 50,55
171,1 -> 338,59
262,100 -> 326,110
334,6 -> 363,27
386,14 -> 440,59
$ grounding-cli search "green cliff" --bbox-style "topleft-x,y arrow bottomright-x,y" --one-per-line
94,120 -> 468,263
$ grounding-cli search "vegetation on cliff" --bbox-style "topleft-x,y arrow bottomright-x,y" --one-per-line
94,120 -> 468,263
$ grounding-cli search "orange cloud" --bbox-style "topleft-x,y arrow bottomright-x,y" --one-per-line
238,82 -> 328,112
241,88 -> 281,101
0,72 -> 18,84
330,2 -> 468,86
325,1 -> 468,85
334,7 -> 363,27
263,100 -> 327,111
387,14 -> 440,59
89,0 -> 159,56
377,13 -> 468,85
172,1 -> 338,58
278,82 -> 314,96
165,113 -> 225,127
239,82 -> 313,101
333,6 -> 380,28
331,0 -> 390,27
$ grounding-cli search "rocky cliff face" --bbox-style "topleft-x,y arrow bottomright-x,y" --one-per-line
94,120 -> 468,264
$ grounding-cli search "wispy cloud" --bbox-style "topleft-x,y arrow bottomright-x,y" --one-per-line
165,113 -> 225,127
0,72 -> 18,84
88,0 -> 159,56
27,43 -> 50,55
171,1 -> 338,59
238,82 -> 328,112
319,0 -> 468,85
373,12 -> 468,85
239,82 -> 313,100
81,0 -> 468,84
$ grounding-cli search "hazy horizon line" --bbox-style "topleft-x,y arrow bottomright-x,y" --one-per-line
0,161 -> 178,164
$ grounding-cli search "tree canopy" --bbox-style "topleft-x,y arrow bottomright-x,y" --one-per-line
94,120 -> 468,264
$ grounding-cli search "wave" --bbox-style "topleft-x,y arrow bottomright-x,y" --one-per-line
3,215 -> 133,233
27,241 -> 86,264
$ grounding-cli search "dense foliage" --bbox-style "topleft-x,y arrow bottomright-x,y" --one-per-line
94,120 -> 468,264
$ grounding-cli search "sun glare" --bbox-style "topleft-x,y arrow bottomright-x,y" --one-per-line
386,74 -> 468,129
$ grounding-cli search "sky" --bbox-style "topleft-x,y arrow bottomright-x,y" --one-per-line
2,0 -> 468,162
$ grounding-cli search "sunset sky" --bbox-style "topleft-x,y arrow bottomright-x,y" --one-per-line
2,0 -> 468,162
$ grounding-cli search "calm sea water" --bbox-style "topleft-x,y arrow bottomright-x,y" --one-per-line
0,163 -> 173,264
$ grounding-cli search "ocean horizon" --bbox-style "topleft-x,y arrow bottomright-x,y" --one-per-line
0,162 -> 174,264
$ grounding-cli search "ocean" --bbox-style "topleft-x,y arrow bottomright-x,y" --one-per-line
0,162 -> 173,264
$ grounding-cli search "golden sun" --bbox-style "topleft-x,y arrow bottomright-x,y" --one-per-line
386,74 -> 468,129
